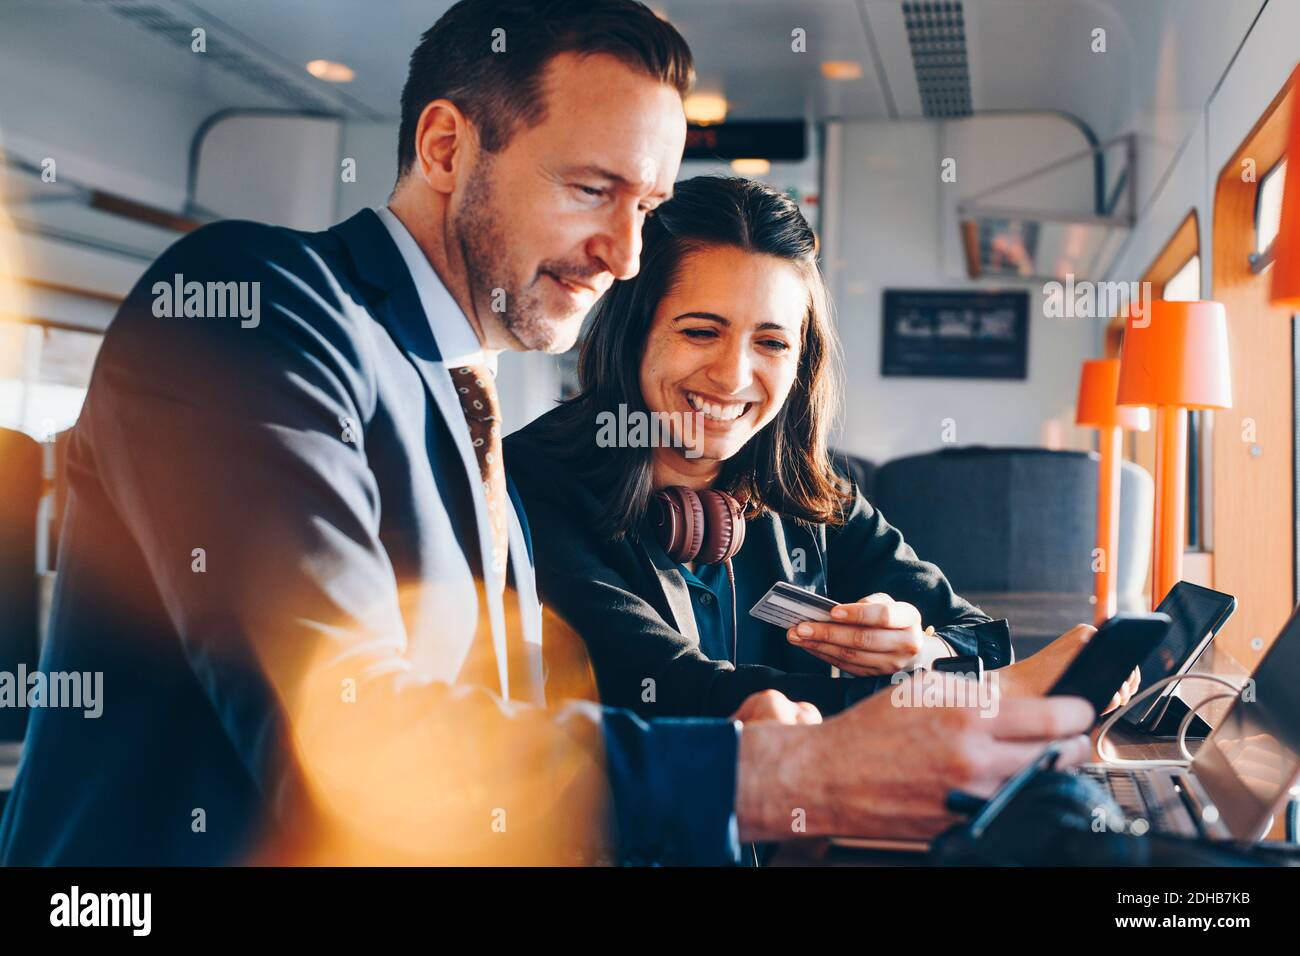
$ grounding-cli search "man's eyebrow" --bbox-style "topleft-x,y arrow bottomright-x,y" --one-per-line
566,165 -> 673,201
672,312 -> 798,334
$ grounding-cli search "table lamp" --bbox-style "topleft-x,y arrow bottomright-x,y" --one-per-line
1117,300 -> 1232,605
1076,358 -> 1150,622
1271,63 -> 1300,310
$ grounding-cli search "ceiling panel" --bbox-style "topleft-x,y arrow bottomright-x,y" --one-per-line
178,0 -> 893,122
182,0 -> 444,119
657,0 -> 890,120
864,0 -> 1264,136
3,1 -> 1268,133
0,0 -> 1272,214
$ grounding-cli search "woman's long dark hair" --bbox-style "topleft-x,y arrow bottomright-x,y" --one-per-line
535,175 -> 851,539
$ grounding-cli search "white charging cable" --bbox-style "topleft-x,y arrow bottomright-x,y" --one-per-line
1094,672 -> 1250,766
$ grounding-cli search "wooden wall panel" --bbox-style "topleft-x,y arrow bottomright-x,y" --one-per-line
1210,77 -> 1296,668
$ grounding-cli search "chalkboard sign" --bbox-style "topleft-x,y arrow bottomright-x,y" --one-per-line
684,121 -> 806,161
880,289 -> 1029,379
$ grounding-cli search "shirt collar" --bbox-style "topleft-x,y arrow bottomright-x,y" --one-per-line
375,205 -> 492,370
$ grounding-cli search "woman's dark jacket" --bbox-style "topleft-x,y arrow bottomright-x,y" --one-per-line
505,408 -> 1011,719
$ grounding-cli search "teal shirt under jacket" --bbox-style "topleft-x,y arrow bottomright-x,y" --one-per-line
505,409 -> 1012,719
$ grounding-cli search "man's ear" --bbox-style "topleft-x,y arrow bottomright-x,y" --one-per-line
412,98 -> 473,194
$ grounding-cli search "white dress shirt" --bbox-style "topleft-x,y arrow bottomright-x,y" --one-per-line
375,205 -> 495,371
372,206 -> 542,700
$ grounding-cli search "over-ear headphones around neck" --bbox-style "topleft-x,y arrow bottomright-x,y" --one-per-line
651,486 -> 748,672
651,486 -> 747,565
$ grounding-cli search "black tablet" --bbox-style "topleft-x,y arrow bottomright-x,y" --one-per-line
1121,582 -> 1237,728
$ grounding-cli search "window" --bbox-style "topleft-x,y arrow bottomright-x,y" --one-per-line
1163,254 -> 1201,301
0,321 -> 102,440
1256,158 -> 1287,257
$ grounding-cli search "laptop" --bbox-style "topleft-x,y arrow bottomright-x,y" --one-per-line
1079,603 -> 1300,841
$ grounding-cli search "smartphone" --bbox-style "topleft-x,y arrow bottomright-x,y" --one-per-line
1124,582 -> 1237,728
1047,612 -> 1172,716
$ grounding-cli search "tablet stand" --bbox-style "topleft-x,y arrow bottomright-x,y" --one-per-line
1138,693 -> 1213,739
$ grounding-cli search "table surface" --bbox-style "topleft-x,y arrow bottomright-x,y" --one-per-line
963,590 -> 1150,657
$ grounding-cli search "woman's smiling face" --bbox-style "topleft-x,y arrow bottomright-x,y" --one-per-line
639,244 -> 807,472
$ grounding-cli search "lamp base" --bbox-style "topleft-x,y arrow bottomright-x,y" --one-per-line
1151,406 -> 1188,606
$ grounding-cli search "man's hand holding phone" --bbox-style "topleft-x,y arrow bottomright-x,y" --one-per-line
736,672 -> 1096,842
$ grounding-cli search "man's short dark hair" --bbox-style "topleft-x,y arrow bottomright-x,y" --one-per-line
397,0 -> 694,179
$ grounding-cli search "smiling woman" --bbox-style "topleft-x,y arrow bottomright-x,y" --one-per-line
521,175 -> 847,540
639,245 -> 809,485
502,176 -> 1103,720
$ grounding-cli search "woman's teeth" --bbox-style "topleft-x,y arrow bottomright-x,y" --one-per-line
685,391 -> 750,422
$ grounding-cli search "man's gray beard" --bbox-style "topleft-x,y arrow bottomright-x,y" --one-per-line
454,159 -> 574,354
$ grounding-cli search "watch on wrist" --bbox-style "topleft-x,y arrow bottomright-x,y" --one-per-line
931,654 -> 984,679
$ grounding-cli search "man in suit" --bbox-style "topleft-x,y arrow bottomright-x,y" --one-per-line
0,0 -> 1092,865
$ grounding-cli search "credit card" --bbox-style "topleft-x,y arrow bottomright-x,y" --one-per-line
749,581 -> 839,629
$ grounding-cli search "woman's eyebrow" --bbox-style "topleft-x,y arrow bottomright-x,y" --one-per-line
672,312 -> 798,334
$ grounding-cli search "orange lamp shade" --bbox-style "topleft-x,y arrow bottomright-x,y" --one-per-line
1116,300 -> 1232,410
1076,358 -> 1150,430
1271,63 -> 1300,310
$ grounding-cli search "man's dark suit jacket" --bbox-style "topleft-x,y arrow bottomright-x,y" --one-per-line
506,410 -> 1012,719
0,209 -> 740,866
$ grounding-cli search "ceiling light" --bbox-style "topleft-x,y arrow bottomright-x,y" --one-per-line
730,158 -> 771,176
820,60 -> 863,81
684,93 -> 727,125
306,59 -> 355,83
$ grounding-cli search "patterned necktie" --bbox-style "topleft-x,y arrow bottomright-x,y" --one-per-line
450,364 -> 508,580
